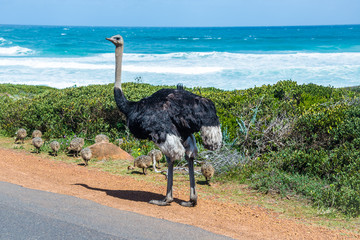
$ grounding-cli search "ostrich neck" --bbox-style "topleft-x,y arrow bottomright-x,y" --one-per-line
114,44 -> 131,115
115,45 -> 123,89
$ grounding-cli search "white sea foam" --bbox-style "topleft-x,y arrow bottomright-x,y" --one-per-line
0,57 -> 222,74
0,51 -> 359,90
125,65 -> 223,74
0,46 -> 35,56
0,37 -> 13,46
177,37 -> 221,40
99,51 -> 223,61
0,58 -> 111,69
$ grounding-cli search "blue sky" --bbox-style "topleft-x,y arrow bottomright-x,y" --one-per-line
1,0 -> 359,27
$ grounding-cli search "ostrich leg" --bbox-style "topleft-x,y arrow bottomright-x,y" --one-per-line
180,156 -> 198,207
149,156 -> 174,206
181,134 -> 198,207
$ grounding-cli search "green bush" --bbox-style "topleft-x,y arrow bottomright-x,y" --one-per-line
1,80 -> 360,216
249,100 -> 360,216
251,167 -> 360,217
0,83 -> 54,97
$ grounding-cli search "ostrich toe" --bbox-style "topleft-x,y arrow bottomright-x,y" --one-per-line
180,199 -> 197,207
149,198 -> 173,206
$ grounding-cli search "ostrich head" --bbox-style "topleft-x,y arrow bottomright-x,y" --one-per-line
106,35 -> 124,47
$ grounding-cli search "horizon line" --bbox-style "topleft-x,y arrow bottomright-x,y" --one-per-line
1,23 -> 359,28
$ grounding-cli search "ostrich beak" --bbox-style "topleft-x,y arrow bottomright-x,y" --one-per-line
106,36 -> 123,46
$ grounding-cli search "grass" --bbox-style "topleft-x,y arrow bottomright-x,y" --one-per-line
1,135 -> 359,235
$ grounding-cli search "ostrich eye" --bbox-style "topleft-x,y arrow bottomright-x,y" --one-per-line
114,37 -> 120,41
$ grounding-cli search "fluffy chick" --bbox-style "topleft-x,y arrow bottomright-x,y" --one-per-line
201,162 -> 215,185
32,137 -> 43,154
80,147 -> 92,166
67,137 -> 84,157
50,140 -> 60,156
128,155 -> 152,175
95,134 -> 109,143
15,128 -> 27,144
31,130 -> 42,138
148,149 -> 163,172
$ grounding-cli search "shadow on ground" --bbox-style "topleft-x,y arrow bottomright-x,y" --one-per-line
128,170 -> 145,175
196,180 -> 211,186
74,183 -> 184,204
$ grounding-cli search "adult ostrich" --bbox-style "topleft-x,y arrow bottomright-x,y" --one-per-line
106,35 -> 222,207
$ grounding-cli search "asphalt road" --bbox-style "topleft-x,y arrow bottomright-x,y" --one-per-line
0,181 -> 232,240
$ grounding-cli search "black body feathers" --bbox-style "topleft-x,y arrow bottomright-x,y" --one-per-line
115,86 -> 220,144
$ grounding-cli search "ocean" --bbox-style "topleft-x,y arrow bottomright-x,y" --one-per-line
0,24 -> 359,90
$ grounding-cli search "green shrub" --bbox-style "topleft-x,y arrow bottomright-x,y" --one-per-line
250,168 -> 360,217
1,81 -> 360,216
0,83 -> 54,97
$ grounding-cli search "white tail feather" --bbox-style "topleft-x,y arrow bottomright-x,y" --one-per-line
200,126 -> 222,150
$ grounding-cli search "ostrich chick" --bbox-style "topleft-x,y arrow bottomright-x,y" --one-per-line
201,162 -> 215,185
95,134 -> 109,143
148,149 -> 163,173
80,148 -> 92,166
67,137 -> 84,157
15,128 -> 27,144
32,137 -> 43,154
31,130 -> 42,138
50,141 -> 60,156
116,138 -> 124,147
128,155 -> 152,175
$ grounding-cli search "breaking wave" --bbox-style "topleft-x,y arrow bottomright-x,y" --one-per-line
1,51 -> 359,89
0,46 -> 35,56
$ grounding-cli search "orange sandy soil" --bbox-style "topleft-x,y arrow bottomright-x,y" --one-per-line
0,143 -> 359,239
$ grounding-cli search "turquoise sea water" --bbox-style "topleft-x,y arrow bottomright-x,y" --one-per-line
0,24 -> 359,89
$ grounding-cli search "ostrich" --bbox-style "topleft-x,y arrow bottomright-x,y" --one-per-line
67,137 -> 84,157
116,138 -> 124,147
128,155 -> 152,175
80,147 -> 92,166
32,137 -> 43,154
148,149 -> 163,173
31,130 -> 42,138
50,140 -> 60,156
15,128 -> 27,144
106,35 -> 222,207
95,134 -> 109,143
201,162 -> 215,185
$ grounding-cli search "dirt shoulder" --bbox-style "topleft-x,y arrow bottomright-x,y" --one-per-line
0,146 -> 358,239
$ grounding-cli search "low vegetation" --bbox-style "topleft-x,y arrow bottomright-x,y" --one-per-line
0,81 -> 359,217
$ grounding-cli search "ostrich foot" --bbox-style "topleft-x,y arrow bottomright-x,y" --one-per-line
180,199 -> 197,207
149,198 -> 173,206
